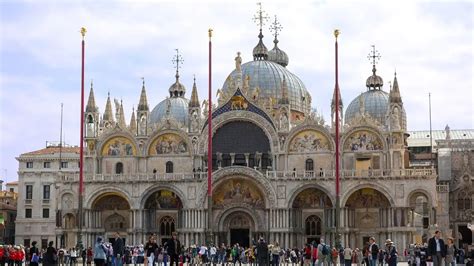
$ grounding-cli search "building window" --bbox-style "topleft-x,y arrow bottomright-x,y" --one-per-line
26,185 -> 33,200
305,215 -> 321,236
43,208 -> 50,218
61,161 -> 68,168
25,208 -> 32,218
43,185 -> 50,200
166,161 -> 174,173
26,162 -> 33,168
115,162 -> 123,174
305,159 -> 314,171
41,239 -> 48,250
44,162 -> 51,168
24,239 -> 31,248
9,188 -> 14,192
160,216 -> 175,237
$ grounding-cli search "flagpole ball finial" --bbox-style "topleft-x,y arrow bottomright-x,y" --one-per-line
80,27 -> 87,39
208,28 -> 213,39
334,29 -> 340,39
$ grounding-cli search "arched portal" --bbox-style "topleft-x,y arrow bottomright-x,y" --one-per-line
144,189 -> 183,244
345,188 -> 390,228
212,121 -> 271,170
92,194 -> 131,242
291,187 -> 332,244
220,210 -> 256,248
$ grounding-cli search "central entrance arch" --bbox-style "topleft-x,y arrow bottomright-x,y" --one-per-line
226,211 -> 253,247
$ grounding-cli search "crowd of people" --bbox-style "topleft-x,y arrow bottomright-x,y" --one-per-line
2,230 -> 473,266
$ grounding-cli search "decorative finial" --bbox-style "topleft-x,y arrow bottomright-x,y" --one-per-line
107,91 -> 110,97
269,15 -> 283,41
388,81 -> 392,91
193,74 -> 196,83
394,68 -> 397,77
208,28 -> 213,40
172,49 -> 184,79
90,79 -> 93,88
334,29 -> 340,39
141,77 -> 145,87
80,27 -> 87,40
368,45 -> 381,66
253,2 -> 269,31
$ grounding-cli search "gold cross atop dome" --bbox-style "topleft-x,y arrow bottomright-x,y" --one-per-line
368,45 -> 381,65
253,2 -> 269,31
269,15 -> 283,40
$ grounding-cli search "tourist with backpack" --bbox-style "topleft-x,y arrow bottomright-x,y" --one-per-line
317,239 -> 329,266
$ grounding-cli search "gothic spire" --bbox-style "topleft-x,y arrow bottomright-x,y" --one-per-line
389,71 -> 402,103
138,78 -> 149,111
85,80 -> 98,113
129,106 -> 137,133
189,75 -> 200,108
118,100 -> 126,128
103,92 -> 114,122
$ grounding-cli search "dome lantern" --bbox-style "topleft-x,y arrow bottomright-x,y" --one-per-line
169,49 -> 186,98
252,2 -> 269,61
267,15 -> 289,67
365,45 -> 383,90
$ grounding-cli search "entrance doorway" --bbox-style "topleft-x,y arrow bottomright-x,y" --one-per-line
230,229 -> 250,247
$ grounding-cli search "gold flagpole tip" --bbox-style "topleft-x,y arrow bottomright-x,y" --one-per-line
208,28 -> 213,39
80,27 -> 87,39
334,29 -> 340,39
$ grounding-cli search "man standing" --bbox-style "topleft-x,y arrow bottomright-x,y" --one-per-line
256,236 -> 268,266
317,239 -> 328,266
166,232 -> 181,266
368,237 -> 379,266
427,230 -> 446,266
112,232 -> 124,266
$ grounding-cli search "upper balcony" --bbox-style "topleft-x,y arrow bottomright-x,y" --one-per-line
57,167 -> 435,184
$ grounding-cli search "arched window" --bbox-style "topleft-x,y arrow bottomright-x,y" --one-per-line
166,161 -> 173,173
458,189 -> 472,211
305,215 -> 321,236
115,162 -> 123,174
305,159 -> 314,171
160,216 -> 175,237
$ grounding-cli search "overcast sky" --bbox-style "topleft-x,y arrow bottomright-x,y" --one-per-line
0,0 -> 472,183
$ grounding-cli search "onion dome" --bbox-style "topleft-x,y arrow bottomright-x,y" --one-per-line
253,30 -> 268,61
268,38 -> 289,67
366,65 -> 384,89
169,71 -> 186,97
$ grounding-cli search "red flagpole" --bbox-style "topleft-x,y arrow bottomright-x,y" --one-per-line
207,28 -> 213,243
207,28 -> 213,197
78,27 -> 86,249
334,29 -> 341,248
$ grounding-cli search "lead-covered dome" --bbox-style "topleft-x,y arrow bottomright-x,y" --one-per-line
222,60 -> 310,114
150,97 -> 189,126
345,88 -> 407,130
150,71 -> 189,126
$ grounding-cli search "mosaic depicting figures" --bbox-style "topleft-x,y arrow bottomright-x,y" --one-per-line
149,133 -> 188,155
292,188 -> 332,208
344,130 -> 383,151
345,188 -> 390,208
92,195 -> 130,211
289,130 -> 330,152
213,178 -> 265,208
101,137 -> 136,156
145,190 -> 183,209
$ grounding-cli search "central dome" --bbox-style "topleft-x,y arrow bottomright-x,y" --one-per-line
222,60 -> 310,114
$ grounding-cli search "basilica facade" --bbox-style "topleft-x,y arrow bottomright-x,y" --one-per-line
21,22 -> 442,251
